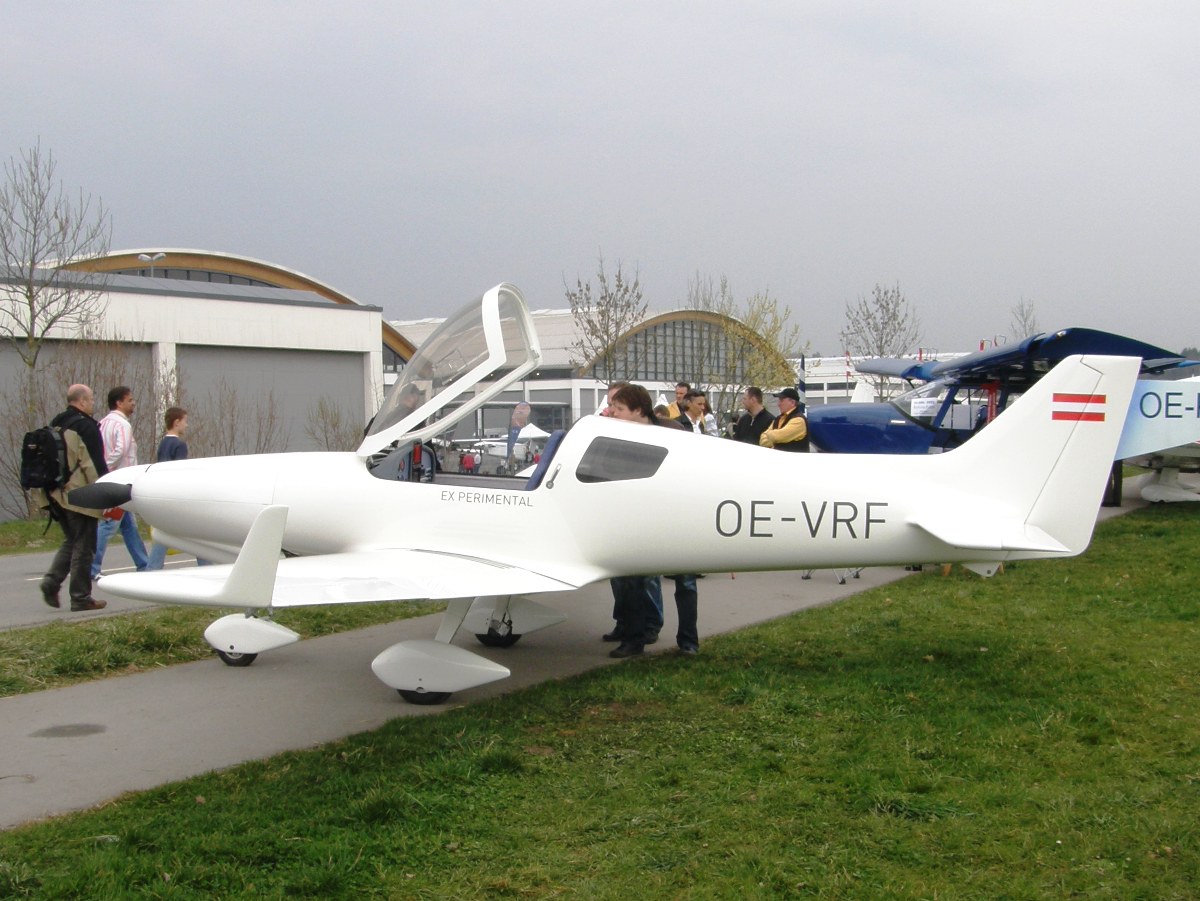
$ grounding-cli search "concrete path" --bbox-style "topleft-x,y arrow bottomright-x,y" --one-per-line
0,481 -> 1153,830
1,566 -> 910,829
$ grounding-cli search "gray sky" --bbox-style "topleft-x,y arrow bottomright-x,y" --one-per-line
5,1 -> 1198,355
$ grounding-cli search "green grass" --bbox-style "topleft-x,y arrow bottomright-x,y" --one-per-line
0,603 -> 442,697
0,519 -> 442,696
1,506 -> 1198,898
0,518 -> 59,556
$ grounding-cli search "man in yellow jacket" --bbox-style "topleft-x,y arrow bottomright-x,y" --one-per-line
760,387 -> 810,452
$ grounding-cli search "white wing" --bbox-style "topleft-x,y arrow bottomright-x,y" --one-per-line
97,506 -> 579,609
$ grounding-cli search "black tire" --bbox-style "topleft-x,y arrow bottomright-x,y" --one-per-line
215,649 -> 257,667
398,689 -> 452,705
475,628 -> 522,648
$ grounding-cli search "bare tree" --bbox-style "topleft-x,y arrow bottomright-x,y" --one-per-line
304,396 -> 363,451
840,283 -> 922,401
183,377 -> 291,458
565,255 -> 647,381
0,337 -> 157,519
0,142 -> 111,403
1009,298 -> 1040,340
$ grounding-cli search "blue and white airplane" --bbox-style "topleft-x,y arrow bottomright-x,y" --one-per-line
807,329 -> 1200,501
72,286 -> 1141,703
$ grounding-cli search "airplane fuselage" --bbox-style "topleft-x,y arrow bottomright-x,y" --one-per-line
124,412 -> 1066,593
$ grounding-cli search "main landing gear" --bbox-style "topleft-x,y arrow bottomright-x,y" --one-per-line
202,596 -> 566,706
372,595 -> 567,704
206,612 -> 299,666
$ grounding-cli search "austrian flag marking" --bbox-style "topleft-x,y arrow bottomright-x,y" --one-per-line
1051,392 -> 1106,422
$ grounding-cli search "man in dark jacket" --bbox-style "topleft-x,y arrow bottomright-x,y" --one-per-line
733,386 -> 773,444
39,384 -> 109,611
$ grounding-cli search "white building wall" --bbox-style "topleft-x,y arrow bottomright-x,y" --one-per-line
7,276 -> 384,452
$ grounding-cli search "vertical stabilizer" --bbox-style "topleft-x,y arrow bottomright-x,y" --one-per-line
939,355 -> 1139,555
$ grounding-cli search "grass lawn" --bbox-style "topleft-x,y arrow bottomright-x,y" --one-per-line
0,602 -> 443,697
0,518 -> 59,556
0,505 -> 1197,898
0,518 -> 442,696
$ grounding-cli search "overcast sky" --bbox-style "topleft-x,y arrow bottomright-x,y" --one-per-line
5,1 -> 1198,355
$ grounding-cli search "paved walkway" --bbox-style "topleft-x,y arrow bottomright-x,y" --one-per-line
1,484 -> 1152,830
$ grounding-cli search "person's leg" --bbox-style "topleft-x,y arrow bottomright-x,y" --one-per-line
606,579 -> 631,640
644,576 -> 664,642
146,540 -> 168,571
91,515 -> 118,578
609,577 -> 645,657
41,513 -> 73,606
66,511 -> 99,605
673,575 -> 699,651
119,511 -> 149,570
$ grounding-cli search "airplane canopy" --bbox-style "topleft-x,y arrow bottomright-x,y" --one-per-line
358,284 -> 542,457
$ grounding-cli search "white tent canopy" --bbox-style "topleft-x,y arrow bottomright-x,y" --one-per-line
518,423 -> 550,440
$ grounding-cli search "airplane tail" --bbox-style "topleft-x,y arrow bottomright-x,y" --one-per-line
934,354 -> 1139,557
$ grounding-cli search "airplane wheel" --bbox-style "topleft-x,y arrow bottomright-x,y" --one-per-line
475,629 -> 522,648
215,649 -> 257,667
398,689 -> 452,705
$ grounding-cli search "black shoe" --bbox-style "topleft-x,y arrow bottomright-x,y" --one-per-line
678,645 -> 699,656
609,642 -> 644,658
40,580 -> 60,608
643,631 -> 659,645
602,630 -> 627,642
70,599 -> 107,612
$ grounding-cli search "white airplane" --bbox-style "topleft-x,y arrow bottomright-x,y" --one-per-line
74,285 -> 1141,704
1114,375 -> 1200,502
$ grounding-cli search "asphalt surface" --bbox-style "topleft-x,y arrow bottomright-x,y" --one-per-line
1,483 -> 1154,830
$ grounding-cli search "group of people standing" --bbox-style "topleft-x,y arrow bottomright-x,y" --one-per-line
38,383 -> 192,612
600,379 -> 809,660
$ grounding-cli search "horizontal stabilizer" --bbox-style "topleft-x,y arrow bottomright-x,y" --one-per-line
907,512 -> 1068,554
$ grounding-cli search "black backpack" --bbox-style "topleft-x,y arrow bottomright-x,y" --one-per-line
19,424 -> 74,491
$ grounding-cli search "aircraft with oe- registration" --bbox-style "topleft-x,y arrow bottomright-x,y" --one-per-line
73,285 -> 1141,704
806,330 -> 1200,502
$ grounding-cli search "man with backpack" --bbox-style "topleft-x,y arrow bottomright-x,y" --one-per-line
37,384 -> 109,611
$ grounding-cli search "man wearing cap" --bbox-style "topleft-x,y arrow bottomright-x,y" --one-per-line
760,387 -> 809,452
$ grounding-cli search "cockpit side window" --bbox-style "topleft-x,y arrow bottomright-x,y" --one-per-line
576,437 -> 668,483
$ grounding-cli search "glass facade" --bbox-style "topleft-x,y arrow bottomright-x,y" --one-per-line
111,267 -> 275,287
588,318 -> 749,384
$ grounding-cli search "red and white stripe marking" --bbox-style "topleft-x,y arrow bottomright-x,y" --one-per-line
1051,393 -> 1106,422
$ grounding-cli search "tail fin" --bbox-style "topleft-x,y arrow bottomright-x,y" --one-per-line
940,354 -> 1139,556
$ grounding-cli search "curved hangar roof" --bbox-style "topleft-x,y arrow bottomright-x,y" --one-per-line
393,306 -> 792,384
68,248 -> 417,360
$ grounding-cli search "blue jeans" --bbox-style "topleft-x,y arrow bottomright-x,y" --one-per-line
147,540 -> 211,571
92,511 -> 149,578
146,540 -> 168,571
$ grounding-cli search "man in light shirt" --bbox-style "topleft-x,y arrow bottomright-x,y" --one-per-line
91,385 -> 149,578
